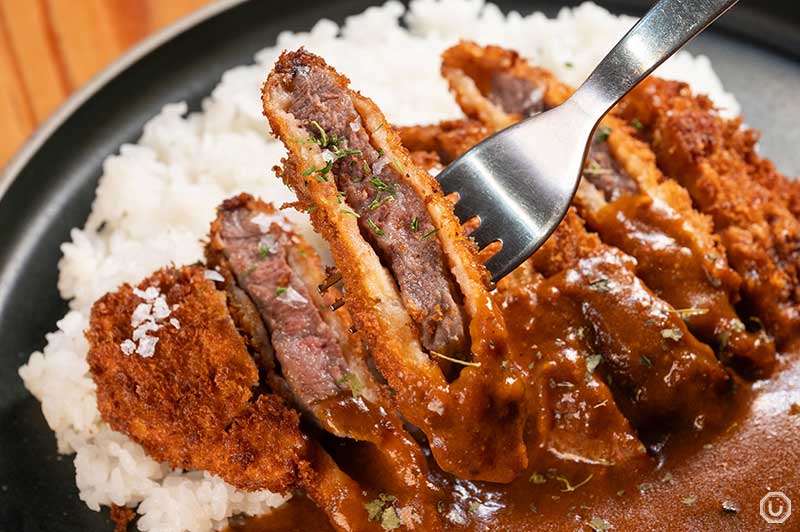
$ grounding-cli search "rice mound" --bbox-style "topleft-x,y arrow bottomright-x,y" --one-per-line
18,1 -> 738,531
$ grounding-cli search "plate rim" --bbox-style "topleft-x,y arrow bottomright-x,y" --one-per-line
3,0 -> 797,205
0,0 -> 250,202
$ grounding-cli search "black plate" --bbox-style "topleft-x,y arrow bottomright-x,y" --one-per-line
1,1 -> 798,529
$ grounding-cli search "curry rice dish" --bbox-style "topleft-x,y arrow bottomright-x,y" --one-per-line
78,42 -> 800,532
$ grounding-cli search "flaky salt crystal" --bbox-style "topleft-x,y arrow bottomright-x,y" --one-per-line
120,339 -> 136,355
136,335 -> 158,358
321,149 -> 335,163
133,286 -> 160,301
204,269 -> 224,282
131,303 -> 152,327
169,318 -> 181,330
152,295 -> 170,320
132,321 -> 159,341
277,286 -> 308,306
372,155 -> 390,174
251,212 -> 292,233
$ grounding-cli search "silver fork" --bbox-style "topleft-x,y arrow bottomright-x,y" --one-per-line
437,0 -> 738,282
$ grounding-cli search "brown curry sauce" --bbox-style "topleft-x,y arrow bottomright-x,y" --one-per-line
229,325 -> 800,532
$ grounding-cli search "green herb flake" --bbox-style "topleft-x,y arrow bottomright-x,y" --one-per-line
430,350 -> 481,367
316,161 -> 333,181
365,499 -> 384,521
675,308 -> 709,320
258,244 -> 271,259
717,331 -> 731,353
640,355 -> 653,368
336,373 -> 365,398
367,218 -> 385,237
530,503 -> 538,513
564,61 -> 574,69
375,122 -> 386,132
411,216 -> 419,233
681,495 -> 697,506
310,120 -> 328,147
596,125 -> 612,142
589,278 -> 611,292
421,228 -> 439,240
586,354 -> 603,373
661,328 -> 683,341
468,502 -> 481,513
243,264 -> 258,278
529,472 -> 547,485
391,157 -> 405,173
588,517 -> 612,531
364,493 -> 400,530
380,507 -> 401,531
369,193 -> 393,211
335,148 -> 362,158
369,176 -> 395,193
302,166 -> 319,177
306,205 -> 317,213
340,209 -> 360,218
583,160 -> 613,176
631,118 -> 644,130
638,482 -> 655,494
556,473 -> 593,493
275,286 -> 288,296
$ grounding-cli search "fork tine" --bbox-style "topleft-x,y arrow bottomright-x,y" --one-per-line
468,222 -> 499,250
484,241 -> 521,282
436,168 -> 461,196
453,194 -> 481,224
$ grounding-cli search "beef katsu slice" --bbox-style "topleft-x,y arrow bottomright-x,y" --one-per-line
86,265 -> 375,532
616,78 -> 800,346
263,48 -> 528,482
441,40 -> 775,379
206,194 -> 442,526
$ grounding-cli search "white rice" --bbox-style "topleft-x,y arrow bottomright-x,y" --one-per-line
17,1 -> 738,531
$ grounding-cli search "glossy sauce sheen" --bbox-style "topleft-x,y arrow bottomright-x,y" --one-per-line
229,339 -> 800,531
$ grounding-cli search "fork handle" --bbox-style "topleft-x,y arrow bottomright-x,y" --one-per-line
571,0 -> 738,118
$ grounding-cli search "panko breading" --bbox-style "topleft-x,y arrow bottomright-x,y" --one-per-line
86,265 -> 374,532
87,266 -> 309,492
617,78 -> 800,346
263,48 -> 528,482
206,194 -> 442,526
440,41 -> 775,378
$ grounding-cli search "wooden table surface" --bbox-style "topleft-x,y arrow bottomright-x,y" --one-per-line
0,0 -> 216,168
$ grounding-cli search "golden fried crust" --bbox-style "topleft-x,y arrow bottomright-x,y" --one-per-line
442,42 -> 776,377
263,49 -> 528,482
205,194 -> 440,526
397,119 -> 491,164
617,78 -> 800,344
86,265 -> 308,493
441,41 -> 571,129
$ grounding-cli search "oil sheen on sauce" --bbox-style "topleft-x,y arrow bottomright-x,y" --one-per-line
229,334 -> 800,532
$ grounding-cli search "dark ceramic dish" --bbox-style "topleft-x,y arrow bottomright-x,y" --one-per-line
1,1 -> 797,529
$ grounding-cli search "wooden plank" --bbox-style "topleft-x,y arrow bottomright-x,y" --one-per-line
0,0 -> 70,122
44,0 -> 127,87
0,0 -> 215,168
0,10 -> 37,166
